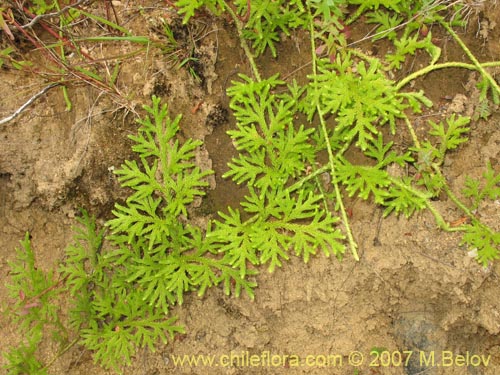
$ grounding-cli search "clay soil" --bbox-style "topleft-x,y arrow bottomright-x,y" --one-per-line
1,2 -> 500,375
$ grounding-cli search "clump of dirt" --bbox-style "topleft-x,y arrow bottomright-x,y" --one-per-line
1,2 -> 500,375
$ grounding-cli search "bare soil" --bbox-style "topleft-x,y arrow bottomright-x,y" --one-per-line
1,2 -> 500,375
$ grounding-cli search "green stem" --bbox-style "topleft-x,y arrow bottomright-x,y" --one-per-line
41,336 -> 80,371
345,6 -> 364,26
403,117 -> 421,149
54,1 -> 72,111
223,1 -> 261,82
440,21 -> 500,98
399,119 -> 476,232
307,5 -> 358,261
388,176 -> 451,230
317,130 -> 360,260
432,166 -> 477,225
288,164 -> 330,192
396,61 -> 500,91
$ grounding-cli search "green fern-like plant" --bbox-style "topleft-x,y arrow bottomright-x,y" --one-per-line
75,96 -> 257,371
107,96 -> 213,246
7,233 -> 62,334
463,162 -> 500,211
105,96 -> 255,306
306,55 -> 407,149
5,2 -> 500,374
60,209 -> 187,372
459,163 -> 500,265
3,330 -> 47,375
4,234 -> 61,375
234,0 -> 309,57
210,73 -> 346,272
176,0 -> 313,57
4,95 -> 260,374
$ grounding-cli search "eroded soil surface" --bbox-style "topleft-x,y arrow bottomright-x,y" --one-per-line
1,2 -> 500,375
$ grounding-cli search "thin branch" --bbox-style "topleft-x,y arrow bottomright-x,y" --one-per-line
0,83 -> 61,126
21,0 -> 89,29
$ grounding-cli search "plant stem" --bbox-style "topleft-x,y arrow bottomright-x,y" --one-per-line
440,21 -> 500,100
396,61 -> 500,91
41,336 -> 80,371
307,5 -> 359,261
223,1 -> 261,82
322,127 -> 359,260
388,176 -> 450,230
288,164 -> 330,192
403,117 -> 421,149
432,166 -> 477,225
54,1 -> 72,111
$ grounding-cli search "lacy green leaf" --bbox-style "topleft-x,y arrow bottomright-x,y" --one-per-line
462,162 -> 500,209
386,33 -> 441,70
226,74 -> 315,194
175,0 -> 225,23
429,114 -> 470,152
366,10 -> 402,41
382,177 -> 429,217
307,56 -> 404,149
107,96 -> 212,247
212,188 -> 345,273
461,224 -> 500,267
336,160 -> 391,204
